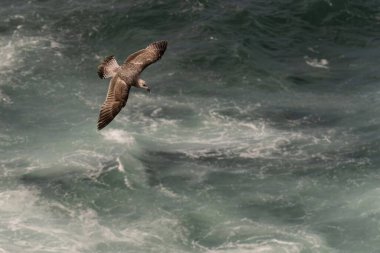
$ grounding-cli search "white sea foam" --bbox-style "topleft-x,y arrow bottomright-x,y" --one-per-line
157,184 -> 180,199
0,186 -> 186,253
116,157 -> 136,189
193,218 -> 328,253
207,241 -> 302,253
116,95 -> 332,163
304,56 -> 329,69
0,30 -> 65,108
0,133 -> 28,147
60,149 -> 108,171
0,187 -> 39,213
0,96 -> 337,253
0,89 -> 12,104
0,185 -> 330,253
0,36 -> 43,74
100,128 -> 135,145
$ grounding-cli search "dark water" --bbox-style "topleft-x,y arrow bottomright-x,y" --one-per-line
0,0 -> 380,252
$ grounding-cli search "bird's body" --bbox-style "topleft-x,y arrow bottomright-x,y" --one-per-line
96,40 -> 168,130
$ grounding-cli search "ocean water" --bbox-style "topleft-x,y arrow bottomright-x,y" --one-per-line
0,0 -> 380,252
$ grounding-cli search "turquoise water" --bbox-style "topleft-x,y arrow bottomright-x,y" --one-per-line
0,0 -> 380,252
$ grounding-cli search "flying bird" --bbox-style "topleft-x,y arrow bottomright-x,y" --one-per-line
96,40 -> 168,130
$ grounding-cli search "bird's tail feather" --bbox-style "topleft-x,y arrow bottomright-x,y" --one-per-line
97,55 -> 120,79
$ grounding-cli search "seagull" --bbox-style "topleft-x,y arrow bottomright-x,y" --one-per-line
96,40 -> 168,130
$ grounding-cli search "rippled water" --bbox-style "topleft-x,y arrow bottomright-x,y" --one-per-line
0,0 -> 380,252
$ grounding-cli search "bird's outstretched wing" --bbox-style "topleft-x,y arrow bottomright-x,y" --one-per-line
97,76 -> 131,130
124,40 -> 167,72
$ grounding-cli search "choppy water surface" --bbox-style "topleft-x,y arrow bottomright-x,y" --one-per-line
0,0 -> 380,252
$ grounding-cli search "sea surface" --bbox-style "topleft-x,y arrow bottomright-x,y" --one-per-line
0,0 -> 380,252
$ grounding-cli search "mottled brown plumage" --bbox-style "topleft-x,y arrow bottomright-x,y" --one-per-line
97,40 -> 168,130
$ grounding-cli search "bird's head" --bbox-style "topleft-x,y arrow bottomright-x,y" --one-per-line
138,79 -> 151,93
